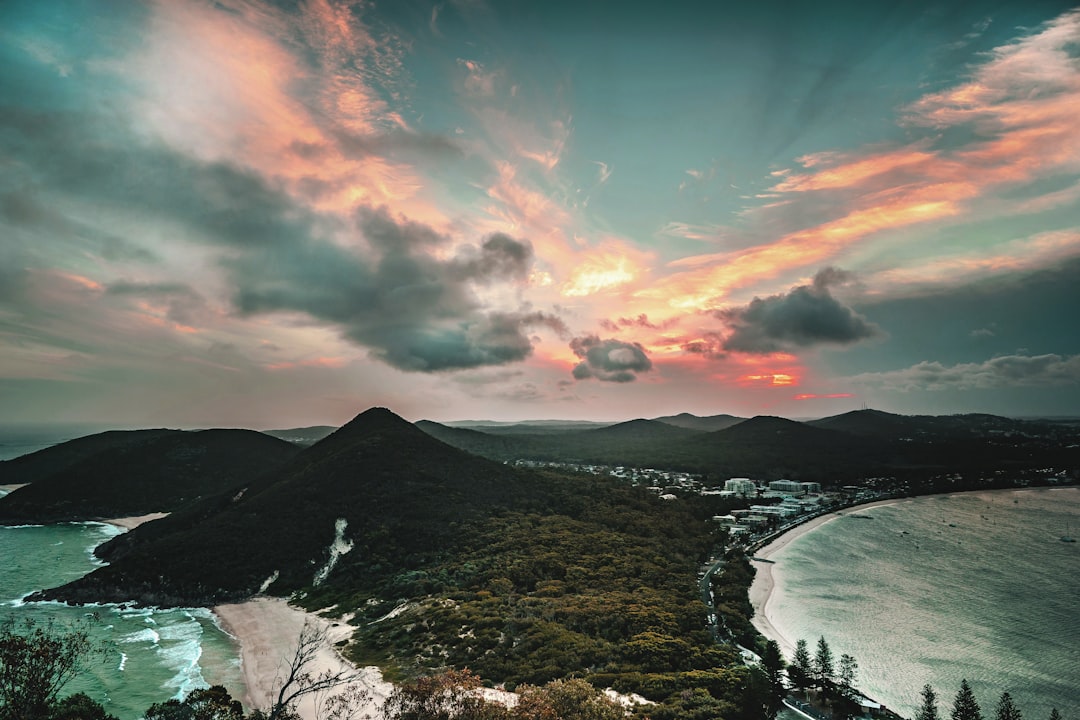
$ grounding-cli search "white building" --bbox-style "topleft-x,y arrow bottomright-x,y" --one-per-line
768,479 -> 804,495
725,477 -> 758,497
799,481 -> 822,494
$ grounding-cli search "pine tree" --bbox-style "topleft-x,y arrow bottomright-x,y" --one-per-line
814,636 -> 835,689
994,692 -> 1022,720
761,640 -> 786,718
1048,709 -> 1061,720
788,639 -> 813,695
915,684 -> 940,720
951,679 -> 983,720
838,653 -> 858,691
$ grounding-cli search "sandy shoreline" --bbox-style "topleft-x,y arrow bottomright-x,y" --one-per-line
748,496 -> 928,655
213,597 -> 392,720
99,512 -> 169,530
747,487 -> 1070,656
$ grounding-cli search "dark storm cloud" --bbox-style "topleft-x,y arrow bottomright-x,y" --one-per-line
719,267 -> 880,353
228,206 -> 562,372
0,107 -> 560,373
570,335 -> 652,383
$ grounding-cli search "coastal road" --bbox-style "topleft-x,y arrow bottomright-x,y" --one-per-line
699,557 -> 725,642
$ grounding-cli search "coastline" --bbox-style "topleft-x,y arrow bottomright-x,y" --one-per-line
100,512 -> 169,530
746,486 -> 1079,717
213,596 -> 392,720
748,496 -> 907,655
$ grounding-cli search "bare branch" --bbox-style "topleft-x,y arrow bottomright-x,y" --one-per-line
266,619 -> 363,720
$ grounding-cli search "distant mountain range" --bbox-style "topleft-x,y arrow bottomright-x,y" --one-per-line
4,409 -> 1076,526
416,409 -> 1079,481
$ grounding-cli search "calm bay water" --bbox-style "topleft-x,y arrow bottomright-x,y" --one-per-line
762,488 -> 1080,719
0,494 -> 244,718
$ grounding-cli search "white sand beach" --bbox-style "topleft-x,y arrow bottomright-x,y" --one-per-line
0,483 -> 28,494
214,597 -> 392,720
100,512 -> 169,530
748,498 -> 906,655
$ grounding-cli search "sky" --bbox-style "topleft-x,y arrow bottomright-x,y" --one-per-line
2,0 -> 1080,428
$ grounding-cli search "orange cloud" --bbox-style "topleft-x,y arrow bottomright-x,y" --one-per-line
795,393 -> 854,400
647,10 -> 1080,313
561,246 -> 650,297
773,148 -> 936,193
127,0 -> 436,219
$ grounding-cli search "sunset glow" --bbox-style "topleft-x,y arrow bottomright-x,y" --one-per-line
2,1 -> 1078,425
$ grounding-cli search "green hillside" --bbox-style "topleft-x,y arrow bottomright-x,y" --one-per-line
0,429 -> 181,486
0,429 -> 300,524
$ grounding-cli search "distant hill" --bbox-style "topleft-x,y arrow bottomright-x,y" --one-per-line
419,418 -> 703,467
659,416 -> 895,481
0,429 -> 181,486
808,409 -> 1071,441
652,412 -> 746,432
38,408 -> 563,606
414,420 -> 536,460
0,429 -> 299,524
262,425 -> 338,446
443,419 -> 613,435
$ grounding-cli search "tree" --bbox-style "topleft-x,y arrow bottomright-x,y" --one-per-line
994,692 -> 1022,720
144,685 -> 245,720
837,653 -> 858,692
49,693 -> 118,720
516,679 -> 624,720
760,640 -> 786,718
915,684 -> 941,720
813,636 -> 834,690
264,620 -> 367,720
382,669 -> 508,720
0,616 -> 100,720
787,639 -> 812,695
1048,710 -> 1061,720
950,679 -> 983,720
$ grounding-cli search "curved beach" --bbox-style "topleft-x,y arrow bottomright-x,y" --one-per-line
748,497 -> 906,655
746,487 -> 1080,718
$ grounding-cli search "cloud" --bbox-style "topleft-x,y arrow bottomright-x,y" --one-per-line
599,314 -> 677,333
569,335 -> 652,383
849,353 -> 1080,391
680,332 -> 727,360
105,281 -> 208,326
228,205 -> 566,372
644,9 -> 1080,312
718,267 -> 880,353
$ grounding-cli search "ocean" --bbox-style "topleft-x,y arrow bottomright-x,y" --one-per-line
0,496 -> 244,718
759,487 -> 1080,719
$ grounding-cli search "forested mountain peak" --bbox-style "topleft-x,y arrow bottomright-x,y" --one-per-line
35,406 -> 549,606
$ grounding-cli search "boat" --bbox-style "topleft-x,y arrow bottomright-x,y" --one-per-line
1062,523 -> 1076,543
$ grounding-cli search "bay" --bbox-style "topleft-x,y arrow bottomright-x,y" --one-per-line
0,498 -> 244,719
759,487 -> 1080,718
